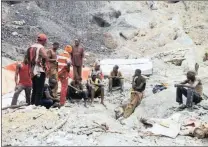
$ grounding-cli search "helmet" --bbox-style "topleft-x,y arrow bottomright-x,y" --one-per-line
37,33 -> 47,41
64,45 -> 72,53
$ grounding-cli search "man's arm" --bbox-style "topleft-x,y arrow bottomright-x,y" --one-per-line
45,90 -> 59,101
40,48 -> 49,61
15,64 -> 21,86
180,79 -> 189,84
47,50 -> 56,62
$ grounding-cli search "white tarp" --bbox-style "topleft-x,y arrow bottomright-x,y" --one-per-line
146,113 -> 181,138
100,58 -> 153,77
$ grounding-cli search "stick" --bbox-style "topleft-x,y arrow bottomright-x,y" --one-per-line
33,114 -> 43,120
41,115 -> 69,139
68,84 -> 82,92
2,103 -> 28,110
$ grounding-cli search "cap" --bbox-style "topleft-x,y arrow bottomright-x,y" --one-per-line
37,33 -> 47,41
64,45 -> 72,53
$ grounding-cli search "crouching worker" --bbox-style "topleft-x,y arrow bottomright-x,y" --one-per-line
86,72 -> 105,107
67,78 -> 88,107
40,78 -> 60,109
175,71 -> 203,111
11,55 -> 32,106
109,65 -> 124,93
114,69 -> 146,119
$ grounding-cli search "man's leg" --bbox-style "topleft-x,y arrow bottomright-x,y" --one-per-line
100,87 -> 105,105
40,99 -> 53,109
50,69 -> 58,98
60,78 -> 68,105
192,92 -> 202,105
73,66 -> 78,80
109,78 -> 113,92
90,87 -> 96,105
77,66 -> 82,79
11,85 -> 24,105
176,87 -> 187,104
120,79 -> 124,92
186,88 -> 194,107
34,72 -> 46,106
24,86 -> 32,105
31,76 -> 36,105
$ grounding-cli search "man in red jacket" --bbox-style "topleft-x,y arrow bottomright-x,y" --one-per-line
11,55 -> 32,105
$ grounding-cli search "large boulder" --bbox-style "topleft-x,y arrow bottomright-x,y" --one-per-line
103,33 -> 118,49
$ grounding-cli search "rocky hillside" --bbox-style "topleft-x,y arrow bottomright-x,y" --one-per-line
2,1 -> 208,66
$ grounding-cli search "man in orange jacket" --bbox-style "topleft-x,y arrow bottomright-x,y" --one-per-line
57,45 -> 72,106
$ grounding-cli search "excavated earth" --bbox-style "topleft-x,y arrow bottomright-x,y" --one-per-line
1,1 -> 208,146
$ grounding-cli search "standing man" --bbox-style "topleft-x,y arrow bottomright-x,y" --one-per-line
47,42 -> 59,98
71,39 -> 84,80
27,34 -> 48,106
175,71 -> 203,110
57,45 -> 72,106
109,65 -> 124,93
11,55 -> 32,106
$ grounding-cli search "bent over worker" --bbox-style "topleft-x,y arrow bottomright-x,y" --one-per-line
86,72 -> 105,107
57,45 -> 72,106
109,65 -> 124,92
27,34 -> 49,106
71,39 -> 84,80
175,71 -> 203,111
11,55 -> 32,106
40,78 -> 60,109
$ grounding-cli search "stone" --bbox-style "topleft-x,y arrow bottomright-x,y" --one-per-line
149,22 -> 157,29
12,20 -> 25,26
103,33 -> 118,49
12,32 -> 18,36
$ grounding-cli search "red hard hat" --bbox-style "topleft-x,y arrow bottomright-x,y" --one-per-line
37,33 -> 47,41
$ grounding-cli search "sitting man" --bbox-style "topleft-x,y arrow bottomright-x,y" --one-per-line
109,65 -> 124,93
67,78 -> 88,107
114,69 -> 146,119
40,78 -> 60,109
86,72 -> 105,107
175,71 -> 203,110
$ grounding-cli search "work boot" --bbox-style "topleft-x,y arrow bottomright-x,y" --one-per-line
176,104 -> 186,111
186,106 -> 194,112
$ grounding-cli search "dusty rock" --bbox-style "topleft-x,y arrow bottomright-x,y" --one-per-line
103,33 -> 118,49
12,32 -> 18,36
12,20 -> 25,26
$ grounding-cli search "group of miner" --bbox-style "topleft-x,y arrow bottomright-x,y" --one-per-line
11,33 -> 204,119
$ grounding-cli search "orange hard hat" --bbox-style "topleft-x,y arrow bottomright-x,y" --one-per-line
37,33 -> 47,41
64,45 -> 72,53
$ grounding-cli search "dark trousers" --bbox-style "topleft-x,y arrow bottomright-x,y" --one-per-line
31,72 -> 46,106
40,99 -> 54,109
176,87 -> 202,107
67,87 -> 88,101
11,85 -> 31,105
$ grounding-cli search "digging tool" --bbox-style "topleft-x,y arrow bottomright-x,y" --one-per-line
2,103 -> 28,110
